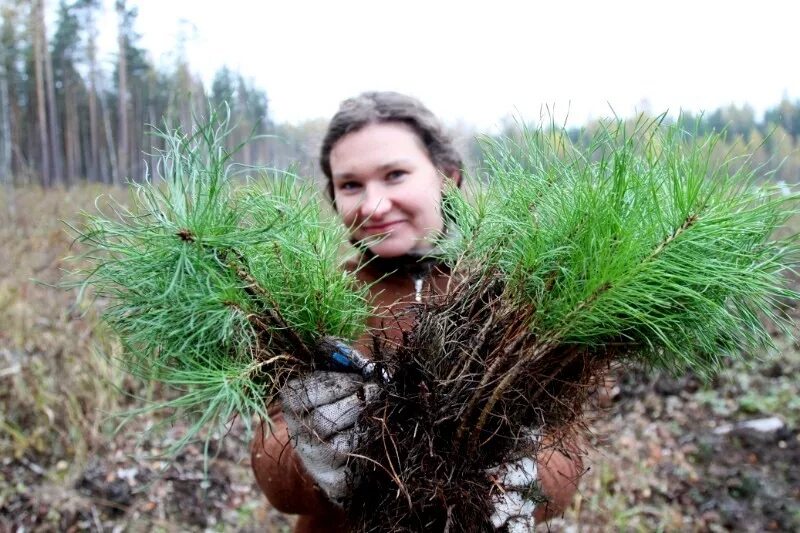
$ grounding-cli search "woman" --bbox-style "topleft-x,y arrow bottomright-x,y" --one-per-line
251,92 -> 583,532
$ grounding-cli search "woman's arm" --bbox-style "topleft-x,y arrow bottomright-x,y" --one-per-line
252,409 -> 583,526
534,437 -> 584,522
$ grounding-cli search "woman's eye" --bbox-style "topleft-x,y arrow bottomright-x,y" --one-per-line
338,181 -> 362,192
386,170 -> 406,181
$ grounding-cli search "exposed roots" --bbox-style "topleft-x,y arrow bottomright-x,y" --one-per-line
347,269 -> 624,532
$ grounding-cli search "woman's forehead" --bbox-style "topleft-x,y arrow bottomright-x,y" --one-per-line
330,123 -> 430,178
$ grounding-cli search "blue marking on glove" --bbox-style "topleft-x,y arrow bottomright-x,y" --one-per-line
316,336 -> 389,382
327,341 -> 373,376
330,349 -> 355,369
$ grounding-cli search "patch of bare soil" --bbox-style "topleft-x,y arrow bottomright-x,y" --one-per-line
0,419 -> 293,532
542,359 -> 800,532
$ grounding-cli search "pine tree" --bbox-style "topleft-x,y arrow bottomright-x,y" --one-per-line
349,116 -> 800,531
68,108 -> 372,453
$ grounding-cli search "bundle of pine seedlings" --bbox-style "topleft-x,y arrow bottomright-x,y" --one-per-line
347,118 -> 800,532
67,110 -> 372,454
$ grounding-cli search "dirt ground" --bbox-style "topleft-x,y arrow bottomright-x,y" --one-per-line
2,187 -> 798,532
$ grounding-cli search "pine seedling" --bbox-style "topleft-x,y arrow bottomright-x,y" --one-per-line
66,108 -> 371,454
438,116 -> 800,447
445,117 -> 797,372
349,116 -> 800,532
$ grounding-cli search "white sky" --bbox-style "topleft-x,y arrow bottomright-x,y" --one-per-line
80,0 -> 800,131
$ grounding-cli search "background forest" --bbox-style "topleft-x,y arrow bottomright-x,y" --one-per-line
1,1 -> 799,532
2,0 -> 800,189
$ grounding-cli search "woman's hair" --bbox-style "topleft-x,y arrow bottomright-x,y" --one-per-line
319,91 -> 463,198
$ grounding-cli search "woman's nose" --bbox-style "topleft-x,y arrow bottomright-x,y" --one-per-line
359,185 -> 392,219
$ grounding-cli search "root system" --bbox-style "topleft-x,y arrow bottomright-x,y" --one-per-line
347,269 -> 624,532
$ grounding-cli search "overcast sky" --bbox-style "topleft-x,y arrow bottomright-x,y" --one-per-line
84,0 -> 800,131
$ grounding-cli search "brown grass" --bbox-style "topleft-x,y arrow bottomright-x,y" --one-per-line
0,185 -> 288,532
1,185 -> 129,465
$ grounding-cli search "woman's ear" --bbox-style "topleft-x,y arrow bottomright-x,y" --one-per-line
442,168 -> 462,189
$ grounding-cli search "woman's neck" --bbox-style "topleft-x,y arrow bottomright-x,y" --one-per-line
356,248 -> 448,304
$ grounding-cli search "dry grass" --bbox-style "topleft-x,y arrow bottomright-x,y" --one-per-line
0,185 -> 288,532
1,185 -> 127,465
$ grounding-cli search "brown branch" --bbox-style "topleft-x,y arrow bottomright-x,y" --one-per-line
228,260 -> 316,365
647,212 -> 699,262
176,228 -> 195,242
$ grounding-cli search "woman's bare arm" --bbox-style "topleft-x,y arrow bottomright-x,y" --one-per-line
534,437 -> 584,522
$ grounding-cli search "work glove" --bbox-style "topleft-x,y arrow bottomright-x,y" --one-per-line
487,430 -> 541,532
281,340 -> 381,506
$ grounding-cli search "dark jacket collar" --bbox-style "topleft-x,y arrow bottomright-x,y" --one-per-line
356,247 -> 443,281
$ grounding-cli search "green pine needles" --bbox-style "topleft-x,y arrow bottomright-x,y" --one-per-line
67,107 -> 799,481
67,109 -> 371,454
441,116 -> 799,377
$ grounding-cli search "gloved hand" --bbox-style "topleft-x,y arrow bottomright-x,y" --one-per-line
281,369 -> 380,506
487,431 -> 541,532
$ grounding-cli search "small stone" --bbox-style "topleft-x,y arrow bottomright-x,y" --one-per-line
713,423 -> 734,435
738,417 -> 784,433
714,417 -> 784,435
116,467 -> 138,481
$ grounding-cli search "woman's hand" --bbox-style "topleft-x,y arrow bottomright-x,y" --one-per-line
281,369 -> 380,506
488,456 -> 538,531
487,430 -> 541,532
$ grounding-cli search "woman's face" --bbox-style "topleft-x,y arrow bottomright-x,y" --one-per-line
329,122 -> 448,258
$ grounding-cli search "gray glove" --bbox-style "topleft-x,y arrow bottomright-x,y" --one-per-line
281,370 -> 380,505
487,430 -> 541,532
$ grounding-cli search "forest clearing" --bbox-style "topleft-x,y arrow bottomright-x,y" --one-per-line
1,185 -> 798,532
2,1 -> 800,530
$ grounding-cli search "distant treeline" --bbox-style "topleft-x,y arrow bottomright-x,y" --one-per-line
0,0 -> 315,188
575,103 -> 800,184
1,1 -> 798,188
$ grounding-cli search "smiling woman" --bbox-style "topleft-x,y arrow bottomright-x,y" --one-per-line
329,122 -> 452,257
250,92 -> 583,532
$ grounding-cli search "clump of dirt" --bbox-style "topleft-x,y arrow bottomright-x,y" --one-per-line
0,420 -> 289,532
689,425 -> 799,530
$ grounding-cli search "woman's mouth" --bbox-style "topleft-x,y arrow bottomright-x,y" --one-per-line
363,220 -> 403,233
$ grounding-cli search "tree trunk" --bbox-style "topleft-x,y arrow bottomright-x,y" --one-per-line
87,36 -> 101,183
116,0 -> 128,184
64,81 -> 77,184
0,36 -> 14,213
72,85 -> 82,183
130,84 -> 141,182
80,97 -> 92,182
8,60 -> 22,185
32,0 -> 50,186
43,10 -> 63,187
101,92 -> 118,184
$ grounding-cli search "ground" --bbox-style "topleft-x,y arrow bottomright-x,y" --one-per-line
1,186 -> 798,532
